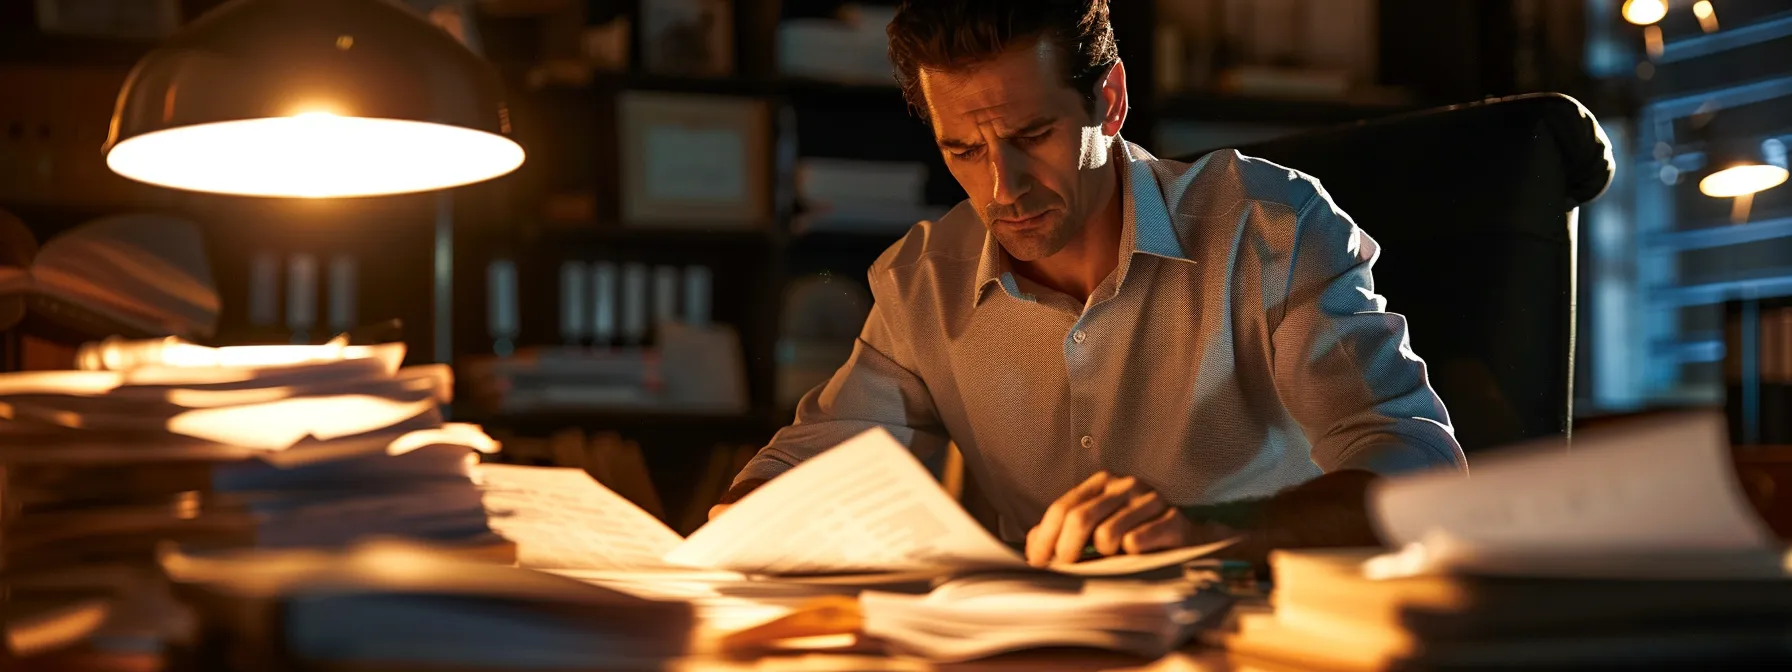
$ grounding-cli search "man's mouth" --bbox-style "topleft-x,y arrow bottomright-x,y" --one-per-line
996,211 -> 1051,229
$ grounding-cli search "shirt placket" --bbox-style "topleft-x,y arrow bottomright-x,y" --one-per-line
1065,301 -> 1105,465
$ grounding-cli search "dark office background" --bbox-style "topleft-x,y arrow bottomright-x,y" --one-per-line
4,0 -> 1790,528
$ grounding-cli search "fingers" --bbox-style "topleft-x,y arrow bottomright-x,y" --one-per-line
1054,476 -> 1145,563
1092,491 -> 1169,556
1121,507 -> 1203,555
707,504 -> 732,521
1026,471 -> 1117,566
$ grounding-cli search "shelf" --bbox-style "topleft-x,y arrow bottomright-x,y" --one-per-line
1654,267 -> 1792,308
1647,214 -> 1792,252
789,228 -> 912,244
523,222 -> 779,247
0,30 -> 153,67
1157,92 -> 1422,126
533,73 -> 903,101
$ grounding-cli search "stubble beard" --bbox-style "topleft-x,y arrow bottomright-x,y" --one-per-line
987,210 -> 1081,262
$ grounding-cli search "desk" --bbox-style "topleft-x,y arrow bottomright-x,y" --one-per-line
16,648 -> 1245,672
1736,446 -> 1792,537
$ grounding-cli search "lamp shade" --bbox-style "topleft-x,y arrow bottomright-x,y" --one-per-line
1700,138 -> 1790,199
104,0 -> 524,198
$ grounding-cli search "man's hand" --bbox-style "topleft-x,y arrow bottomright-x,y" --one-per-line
1024,471 -> 1217,566
706,478 -> 769,522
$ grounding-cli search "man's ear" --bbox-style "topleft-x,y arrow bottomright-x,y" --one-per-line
1095,60 -> 1128,137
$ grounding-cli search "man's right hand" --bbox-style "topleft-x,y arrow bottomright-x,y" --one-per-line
706,478 -> 769,522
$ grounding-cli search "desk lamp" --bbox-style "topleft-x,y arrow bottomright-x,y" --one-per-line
1700,138 -> 1789,199
102,0 -> 525,364
1700,138 -> 1787,225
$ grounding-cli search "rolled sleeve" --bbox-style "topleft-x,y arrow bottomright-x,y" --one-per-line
1269,186 -> 1467,475
732,300 -> 950,487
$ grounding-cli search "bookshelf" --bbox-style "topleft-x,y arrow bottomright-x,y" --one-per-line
0,0 -> 1582,525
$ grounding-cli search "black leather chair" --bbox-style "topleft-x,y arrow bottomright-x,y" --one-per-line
1184,93 -> 1615,453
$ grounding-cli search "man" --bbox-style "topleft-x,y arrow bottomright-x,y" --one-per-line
715,0 -> 1467,566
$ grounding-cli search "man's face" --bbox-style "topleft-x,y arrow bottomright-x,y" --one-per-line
919,39 -> 1121,262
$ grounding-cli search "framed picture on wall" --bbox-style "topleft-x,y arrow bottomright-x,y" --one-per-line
616,91 -> 771,228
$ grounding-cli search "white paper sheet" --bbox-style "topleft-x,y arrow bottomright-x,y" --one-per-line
476,464 -> 687,571
665,428 -> 1234,576
1369,412 -> 1777,554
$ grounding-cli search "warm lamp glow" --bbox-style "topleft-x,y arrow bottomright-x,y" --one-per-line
1623,0 -> 1668,25
1699,164 -> 1790,198
1693,0 -> 1719,32
105,113 -> 525,198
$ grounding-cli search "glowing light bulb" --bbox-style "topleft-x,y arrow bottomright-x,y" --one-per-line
1699,164 -> 1789,198
106,113 -> 525,198
1623,0 -> 1668,25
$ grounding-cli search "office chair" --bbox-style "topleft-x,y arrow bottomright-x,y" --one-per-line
1204,93 -> 1615,453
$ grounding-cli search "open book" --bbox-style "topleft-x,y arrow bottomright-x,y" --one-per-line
478,428 -> 1233,578
0,209 -> 217,340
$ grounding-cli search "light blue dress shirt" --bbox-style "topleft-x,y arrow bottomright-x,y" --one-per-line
739,142 -> 1466,541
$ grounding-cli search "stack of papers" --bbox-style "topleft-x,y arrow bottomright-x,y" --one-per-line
480,427 -> 1231,578
0,336 -> 501,658
476,428 -> 1236,659
159,540 -> 695,670
1227,412 -> 1792,670
862,574 -> 1233,661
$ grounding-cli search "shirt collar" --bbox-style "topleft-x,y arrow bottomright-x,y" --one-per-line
975,140 -> 1189,305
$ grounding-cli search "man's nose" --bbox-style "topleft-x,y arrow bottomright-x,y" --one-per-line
989,143 -> 1031,206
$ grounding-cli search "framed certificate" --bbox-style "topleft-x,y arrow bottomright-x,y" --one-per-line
616,91 -> 772,228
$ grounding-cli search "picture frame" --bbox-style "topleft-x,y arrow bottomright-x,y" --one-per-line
616,91 -> 771,228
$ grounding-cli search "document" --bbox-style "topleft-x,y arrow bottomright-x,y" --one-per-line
1370,412 -> 1777,556
665,428 -> 1234,576
476,463 -> 687,571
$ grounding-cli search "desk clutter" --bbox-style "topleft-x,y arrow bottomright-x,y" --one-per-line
0,336 -> 503,659
1226,412 -> 1792,670
0,339 -> 1237,668
5,338 -> 1789,671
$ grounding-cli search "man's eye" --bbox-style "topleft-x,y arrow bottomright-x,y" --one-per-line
950,146 -> 984,160
1015,129 -> 1051,145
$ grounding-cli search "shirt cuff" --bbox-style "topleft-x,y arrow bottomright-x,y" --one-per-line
1335,442 -> 1456,476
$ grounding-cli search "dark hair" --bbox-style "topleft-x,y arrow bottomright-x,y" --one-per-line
887,0 -> 1119,123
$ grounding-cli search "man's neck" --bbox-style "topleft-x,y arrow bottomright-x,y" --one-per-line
1011,162 -> 1124,304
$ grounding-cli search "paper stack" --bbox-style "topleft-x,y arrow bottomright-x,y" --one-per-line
159,539 -> 695,670
1226,413 -> 1792,670
474,428 -> 1237,659
862,573 -> 1234,662
0,336 -> 502,658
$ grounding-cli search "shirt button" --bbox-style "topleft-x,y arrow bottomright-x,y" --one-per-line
1072,330 -> 1087,344
1080,435 -> 1095,449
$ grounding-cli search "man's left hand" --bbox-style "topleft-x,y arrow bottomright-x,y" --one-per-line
1024,471 -> 1217,566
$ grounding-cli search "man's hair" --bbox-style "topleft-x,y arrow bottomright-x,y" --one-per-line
886,0 -> 1119,123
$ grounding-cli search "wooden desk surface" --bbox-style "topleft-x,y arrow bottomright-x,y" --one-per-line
15,647 -> 1246,672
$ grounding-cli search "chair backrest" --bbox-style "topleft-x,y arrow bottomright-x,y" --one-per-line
1185,93 -> 1613,452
